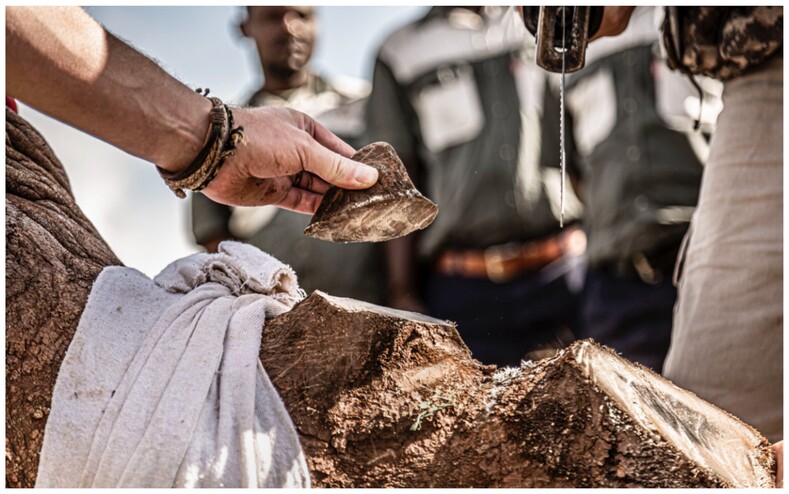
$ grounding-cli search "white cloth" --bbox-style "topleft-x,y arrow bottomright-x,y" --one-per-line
36,241 -> 311,487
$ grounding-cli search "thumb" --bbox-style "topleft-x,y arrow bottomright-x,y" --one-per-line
303,140 -> 379,190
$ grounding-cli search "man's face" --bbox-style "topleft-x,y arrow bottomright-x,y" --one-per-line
242,6 -> 316,75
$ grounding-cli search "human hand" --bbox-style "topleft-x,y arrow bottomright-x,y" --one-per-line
200,234 -> 235,254
201,106 -> 379,214
589,7 -> 636,41
772,441 -> 783,488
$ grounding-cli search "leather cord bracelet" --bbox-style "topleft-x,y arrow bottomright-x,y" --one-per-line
157,89 -> 246,198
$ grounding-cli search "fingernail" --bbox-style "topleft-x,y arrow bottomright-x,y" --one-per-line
354,165 -> 378,186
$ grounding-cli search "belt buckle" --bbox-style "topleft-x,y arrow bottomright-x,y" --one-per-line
483,243 -> 521,283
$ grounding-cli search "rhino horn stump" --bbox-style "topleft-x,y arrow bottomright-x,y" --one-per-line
260,291 -> 775,488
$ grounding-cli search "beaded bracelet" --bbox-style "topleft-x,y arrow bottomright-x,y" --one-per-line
157,89 -> 246,198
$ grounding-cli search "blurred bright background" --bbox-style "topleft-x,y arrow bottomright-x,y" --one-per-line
18,6 -> 428,277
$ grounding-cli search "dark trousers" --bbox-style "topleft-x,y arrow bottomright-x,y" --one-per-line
424,256 -> 584,367
578,268 -> 676,373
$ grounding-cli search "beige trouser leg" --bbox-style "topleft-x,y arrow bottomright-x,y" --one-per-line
664,57 -> 783,443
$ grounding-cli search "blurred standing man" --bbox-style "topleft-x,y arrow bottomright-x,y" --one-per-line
366,6 -> 586,367
191,6 -> 386,304
564,7 -> 718,373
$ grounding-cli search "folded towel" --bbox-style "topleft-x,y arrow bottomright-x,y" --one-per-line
36,241 -> 310,487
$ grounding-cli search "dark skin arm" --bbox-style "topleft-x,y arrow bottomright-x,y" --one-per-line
589,7 -> 636,41
202,234 -> 236,254
385,234 -> 427,313
385,158 -> 427,313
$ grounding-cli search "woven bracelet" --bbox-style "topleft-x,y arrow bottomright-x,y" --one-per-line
157,91 -> 246,198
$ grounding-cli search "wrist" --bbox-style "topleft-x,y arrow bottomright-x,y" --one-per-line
157,95 -> 246,199
153,92 -> 213,173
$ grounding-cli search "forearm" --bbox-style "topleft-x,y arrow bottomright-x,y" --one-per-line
6,6 -> 209,172
191,194 -> 234,250
382,155 -> 422,300
386,235 -> 419,298
589,6 -> 636,41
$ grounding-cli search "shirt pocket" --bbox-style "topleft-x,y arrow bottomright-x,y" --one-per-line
412,63 -> 485,153
565,68 -> 616,157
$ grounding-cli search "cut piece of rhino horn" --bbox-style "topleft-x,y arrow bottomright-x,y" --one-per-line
304,142 -> 438,243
